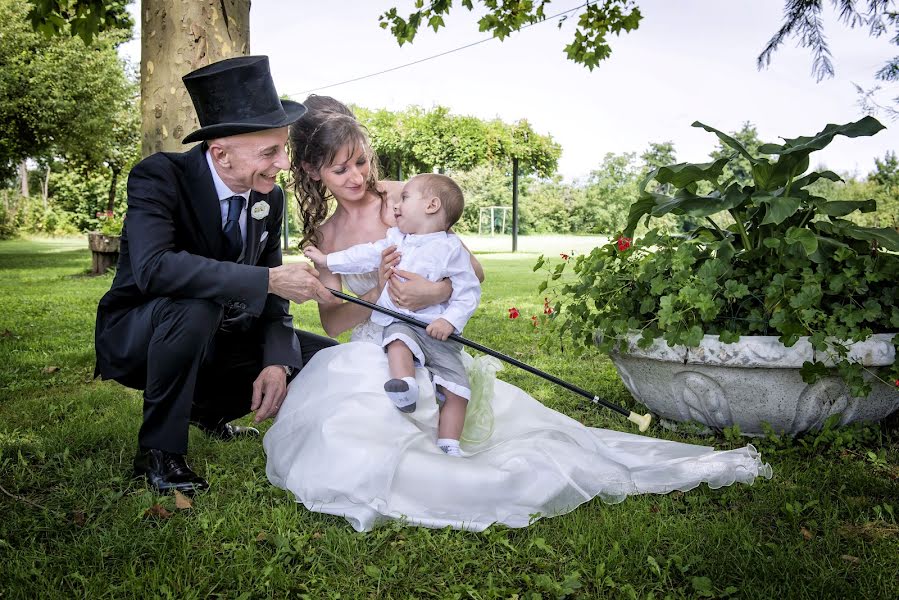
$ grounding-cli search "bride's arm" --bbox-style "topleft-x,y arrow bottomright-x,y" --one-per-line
317,246 -> 398,337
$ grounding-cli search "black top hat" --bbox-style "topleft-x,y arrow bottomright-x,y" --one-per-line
181,55 -> 306,144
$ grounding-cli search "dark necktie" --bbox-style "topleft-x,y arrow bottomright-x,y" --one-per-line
222,195 -> 244,262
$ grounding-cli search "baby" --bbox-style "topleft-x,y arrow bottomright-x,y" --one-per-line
304,173 -> 480,456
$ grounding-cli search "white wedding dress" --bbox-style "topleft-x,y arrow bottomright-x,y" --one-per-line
264,272 -> 772,532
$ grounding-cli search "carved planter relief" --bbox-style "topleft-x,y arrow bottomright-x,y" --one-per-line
607,333 -> 898,435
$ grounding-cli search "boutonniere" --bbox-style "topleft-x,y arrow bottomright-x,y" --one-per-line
251,201 -> 270,220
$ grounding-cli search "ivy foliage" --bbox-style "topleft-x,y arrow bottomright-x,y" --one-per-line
353,104 -> 561,178
542,117 -> 899,397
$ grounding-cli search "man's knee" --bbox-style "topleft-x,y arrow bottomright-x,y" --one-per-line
153,299 -> 223,355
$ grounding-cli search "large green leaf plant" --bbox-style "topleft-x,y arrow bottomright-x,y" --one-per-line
542,117 -> 899,397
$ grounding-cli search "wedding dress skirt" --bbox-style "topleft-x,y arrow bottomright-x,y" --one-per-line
264,273 -> 772,532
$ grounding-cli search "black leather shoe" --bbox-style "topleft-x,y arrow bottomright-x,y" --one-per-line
191,420 -> 260,441
133,448 -> 209,495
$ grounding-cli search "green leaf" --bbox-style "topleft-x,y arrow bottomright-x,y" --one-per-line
363,564 -> 381,578
719,329 -> 741,343
757,195 -> 802,225
759,116 -> 885,156
814,199 -> 877,217
790,170 -> 842,190
767,154 -> 810,190
653,157 -> 731,188
671,186 -> 749,219
817,220 -> 899,252
784,227 -> 818,255
716,239 -> 736,262
693,122 -> 764,164
800,360 -> 830,385
624,193 -> 657,237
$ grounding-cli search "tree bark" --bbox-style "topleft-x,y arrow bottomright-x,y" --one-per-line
19,161 -> 28,197
41,167 -> 50,208
107,166 -> 119,212
140,0 -> 250,158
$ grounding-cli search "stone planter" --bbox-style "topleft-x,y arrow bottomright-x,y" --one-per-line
608,333 -> 898,435
88,232 -> 120,274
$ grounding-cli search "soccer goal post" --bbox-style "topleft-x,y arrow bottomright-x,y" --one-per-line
478,206 -> 513,235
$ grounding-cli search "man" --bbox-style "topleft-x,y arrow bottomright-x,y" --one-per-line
94,56 -> 338,495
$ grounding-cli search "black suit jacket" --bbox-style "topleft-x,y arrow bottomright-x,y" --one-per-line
95,143 -> 300,380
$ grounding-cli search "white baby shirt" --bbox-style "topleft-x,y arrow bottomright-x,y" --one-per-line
326,227 -> 480,333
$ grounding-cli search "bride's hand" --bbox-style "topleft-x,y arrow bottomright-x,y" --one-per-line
378,245 -> 401,291
388,269 -> 451,312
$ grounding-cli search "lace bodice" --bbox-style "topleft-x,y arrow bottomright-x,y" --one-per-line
343,272 -> 384,343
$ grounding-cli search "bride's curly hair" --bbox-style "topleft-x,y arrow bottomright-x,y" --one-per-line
289,95 -> 382,248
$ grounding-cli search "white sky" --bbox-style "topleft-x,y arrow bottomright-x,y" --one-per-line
122,0 -> 898,181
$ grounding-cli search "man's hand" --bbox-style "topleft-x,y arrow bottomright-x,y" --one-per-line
251,365 -> 288,423
426,318 -> 455,341
268,262 -> 339,305
302,245 -> 327,269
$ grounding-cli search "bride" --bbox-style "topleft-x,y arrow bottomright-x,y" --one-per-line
264,96 -> 772,532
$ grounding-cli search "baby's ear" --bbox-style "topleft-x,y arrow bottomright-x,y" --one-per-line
425,196 -> 441,214
301,161 -> 321,181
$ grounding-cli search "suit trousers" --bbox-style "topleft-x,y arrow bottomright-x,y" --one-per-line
100,297 -> 336,454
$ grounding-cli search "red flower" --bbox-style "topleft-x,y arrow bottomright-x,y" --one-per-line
508,307 -> 520,319
560,253 -> 569,261
543,297 -> 554,315
531,315 -> 539,327
895,379 -> 899,387
616,236 -> 632,252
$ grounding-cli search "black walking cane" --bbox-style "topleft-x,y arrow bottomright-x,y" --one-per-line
327,288 -> 652,432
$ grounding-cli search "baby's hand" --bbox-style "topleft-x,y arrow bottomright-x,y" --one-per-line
303,245 -> 327,268
426,318 -> 455,341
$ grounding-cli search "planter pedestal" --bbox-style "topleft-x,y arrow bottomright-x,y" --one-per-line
608,333 -> 898,435
88,232 -> 120,275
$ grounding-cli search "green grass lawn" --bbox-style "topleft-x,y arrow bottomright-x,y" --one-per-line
1,237 -> 897,599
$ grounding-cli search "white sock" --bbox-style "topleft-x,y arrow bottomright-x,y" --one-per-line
384,376 -> 418,413
437,438 -> 462,457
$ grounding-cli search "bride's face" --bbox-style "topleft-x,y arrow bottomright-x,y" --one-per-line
317,143 -> 371,204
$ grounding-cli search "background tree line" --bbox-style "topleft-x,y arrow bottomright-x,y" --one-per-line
2,0 -> 896,241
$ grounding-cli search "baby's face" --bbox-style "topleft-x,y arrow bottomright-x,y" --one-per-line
394,179 -> 433,233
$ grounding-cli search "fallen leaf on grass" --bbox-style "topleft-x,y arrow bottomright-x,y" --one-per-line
839,522 -> 899,540
800,527 -> 813,540
174,491 -> 192,510
649,505 -> 660,513
71,510 -> 86,526
42,366 -> 60,374
255,531 -> 268,542
144,504 -> 172,519
841,554 -> 860,564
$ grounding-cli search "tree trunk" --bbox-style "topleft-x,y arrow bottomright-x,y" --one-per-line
107,166 -> 120,212
140,0 -> 250,158
19,161 -> 28,197
41,166 -> 50,209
